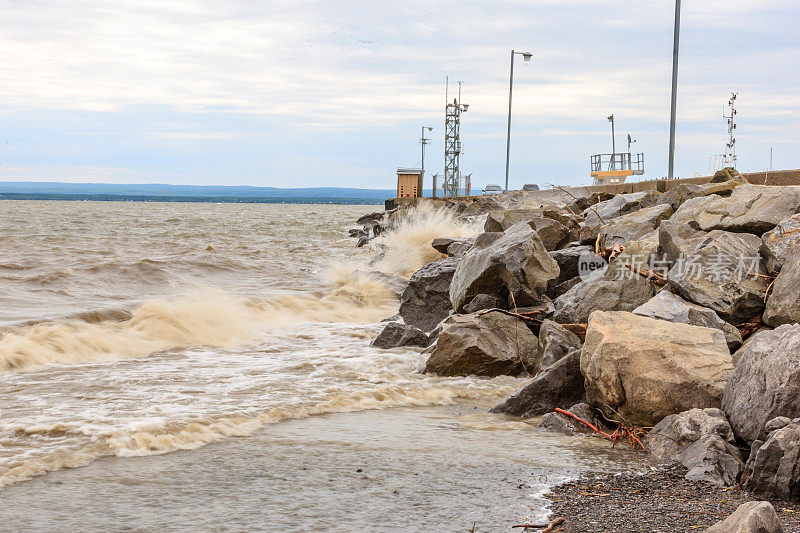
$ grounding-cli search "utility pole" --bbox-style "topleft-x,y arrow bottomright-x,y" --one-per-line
668,0 -> 681,179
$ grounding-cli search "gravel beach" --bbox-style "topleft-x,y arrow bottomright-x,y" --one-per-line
543,464 -> 800,532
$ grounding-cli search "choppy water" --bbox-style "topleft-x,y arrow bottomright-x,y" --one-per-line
0,200 -> 639,531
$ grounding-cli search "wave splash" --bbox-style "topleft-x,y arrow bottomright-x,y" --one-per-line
0,268 -> 397,373
370,202 -> 483,278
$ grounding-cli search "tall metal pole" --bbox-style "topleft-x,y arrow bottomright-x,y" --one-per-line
609,115 -> 616,169
668,0 -> 681,179
504,50 -> 515,193
421,126 -> 426,179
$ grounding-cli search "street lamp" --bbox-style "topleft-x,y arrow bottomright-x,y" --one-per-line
505,49 -> 533,192
668,0 -> 681,178
421,126 -> 433,183
607,115 -> 616,169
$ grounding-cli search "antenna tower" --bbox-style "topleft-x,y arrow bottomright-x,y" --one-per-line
443,78 -> 469,197
723,92 -> 738,168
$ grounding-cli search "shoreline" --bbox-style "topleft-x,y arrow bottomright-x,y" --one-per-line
543,464 -> 800,531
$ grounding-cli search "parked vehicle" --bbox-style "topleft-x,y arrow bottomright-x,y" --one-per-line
522,183 -> 539,191
482,184 -> 503,195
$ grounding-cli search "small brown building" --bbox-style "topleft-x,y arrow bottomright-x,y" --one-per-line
396,168 -> 423,198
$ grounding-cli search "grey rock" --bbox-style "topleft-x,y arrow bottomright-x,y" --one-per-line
597,203 -> 675,249
742,421 -> 800,501
583,191 -> 661,227
763,254 -> 800,326
490,349 -> 584,418
722,324 -> 800,444
399,257 -> 459,332
765,417 -> 792,434
665,230 -> 769,323
449,222 -> 559,313
550,245 -> 594,282
553,235 -> 659,323
356,212 -> 384,226
705,501 -> 784,533
657,181 -> 742,210
538,402 -> 599,436
431,237 -> 457,254
668,183 -> 800,235
461,196 -> 504,216
645,408 -> 744,486
581,311 -> 733,427
446,237 -> 477,258
424,312 -> 540,377
633,291 -> 743,351
760,213 -> 800,273
462,293 -> 508,314
370,322 -> 430,349
528,217 -> 571,251
658,221 -> 705,263
538,319 -> 582,370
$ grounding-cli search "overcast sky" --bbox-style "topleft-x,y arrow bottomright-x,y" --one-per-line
1,0 -> 798,189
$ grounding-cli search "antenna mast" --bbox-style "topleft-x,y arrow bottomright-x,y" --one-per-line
723,92 -> 738,168
443,80 -> 469,197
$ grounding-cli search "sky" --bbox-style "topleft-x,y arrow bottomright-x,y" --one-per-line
1,0 -> 799,189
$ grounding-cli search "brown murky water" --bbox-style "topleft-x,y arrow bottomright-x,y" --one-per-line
0,200 -> 639,531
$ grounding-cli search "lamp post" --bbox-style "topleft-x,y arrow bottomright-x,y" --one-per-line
668,0 -> 681,179
505,49 -> 533,192
421,126 -> 433,181
607,115 -> 616,170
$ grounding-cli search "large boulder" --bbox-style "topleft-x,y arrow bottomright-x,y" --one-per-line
722,325 -> 800,444
760,213 -> 800,273
597,203 -> 674,249
581,311 -> 733,427
484,208 -> 574,251
668,184 -> 800,235
705,501 -> 784,533
657,180 -> 741,210
399,257 -> 458,331
665,230 -> 769,323
537,319 -> 582,370
424,312 -> 540,377
763,255 -> 800,326
490,349 -> 584,418
645,408 -> 744,486
742,419 -> 800,501
633,291 -> 742,351
583,191 -> 660,227
552,237 -> 659,324
546,245 -> 593,296
449,222 -> 559,312
370,322 -> 430,349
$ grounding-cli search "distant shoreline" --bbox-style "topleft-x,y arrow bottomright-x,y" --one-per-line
0,193 -> 385,205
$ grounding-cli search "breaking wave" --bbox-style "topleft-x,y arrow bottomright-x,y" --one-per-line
370,202 -> 482,278
0,269 -> 398,374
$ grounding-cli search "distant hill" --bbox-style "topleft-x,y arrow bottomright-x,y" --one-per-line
0,182 -> 429,204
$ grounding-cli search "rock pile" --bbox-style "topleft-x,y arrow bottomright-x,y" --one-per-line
353,178 -> 800,501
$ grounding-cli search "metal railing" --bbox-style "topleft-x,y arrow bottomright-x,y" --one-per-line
590,153 -> 645,175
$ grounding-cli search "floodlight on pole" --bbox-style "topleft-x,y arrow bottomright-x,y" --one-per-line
505,49 -> 533,193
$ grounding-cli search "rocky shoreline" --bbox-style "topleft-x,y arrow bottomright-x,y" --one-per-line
351,168 -> 800,531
